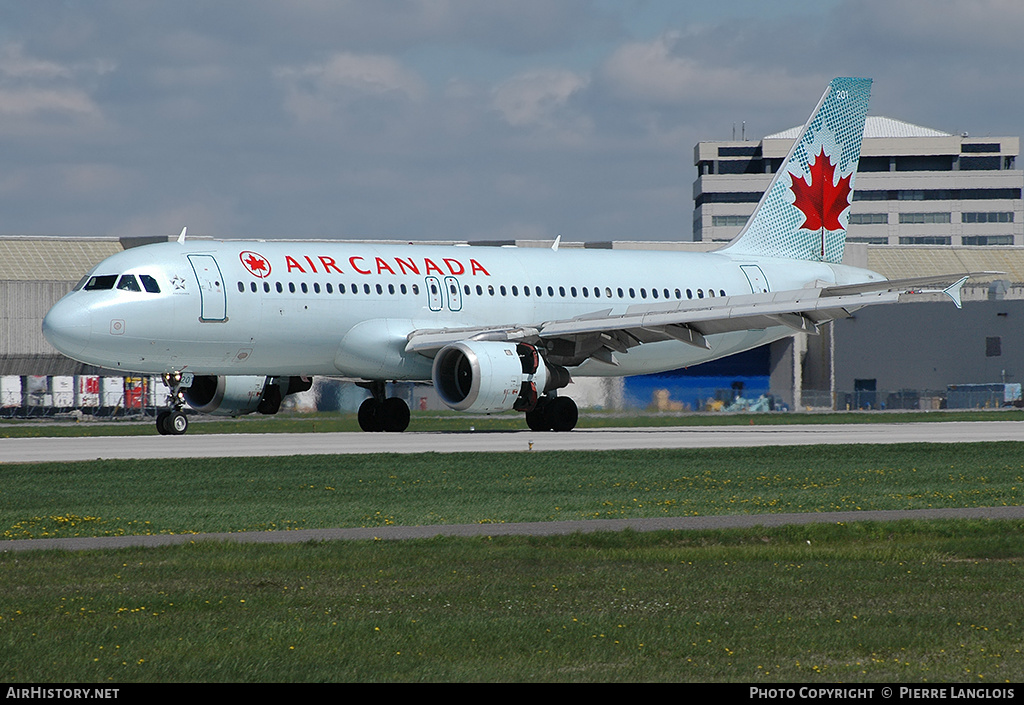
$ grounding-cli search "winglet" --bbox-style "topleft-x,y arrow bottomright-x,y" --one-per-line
942,276 -> 969,310
177,227 -> 187,243
551,235 -> 561,252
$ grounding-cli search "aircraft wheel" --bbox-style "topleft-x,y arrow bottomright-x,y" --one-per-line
547,396 -> 578,432
381,397 -> 410,432
156,410 -> 171,435
358,398 -> 384,432
525,400 -> 550,431
167,411 -> 189,436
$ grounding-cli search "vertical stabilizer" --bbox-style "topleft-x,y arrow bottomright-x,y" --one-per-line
721,77 -> 871,264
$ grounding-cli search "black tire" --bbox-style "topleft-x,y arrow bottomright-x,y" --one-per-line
167,411 -> 189,435
358,398 -> 383,432
525,402 -> 550,431
547,396 -> 578,432
381,397 -> 410,432
156,410 -> 171,435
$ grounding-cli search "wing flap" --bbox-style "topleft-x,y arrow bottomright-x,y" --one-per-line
405,273 -> 985,357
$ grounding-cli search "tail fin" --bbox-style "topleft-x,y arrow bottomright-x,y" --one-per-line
721,77 -> 872,264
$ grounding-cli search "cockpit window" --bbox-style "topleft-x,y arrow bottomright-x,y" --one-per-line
82,273 -> 161,293
117,275 -> 141,291
84,275 -> 117,290
140,275 -> 160,293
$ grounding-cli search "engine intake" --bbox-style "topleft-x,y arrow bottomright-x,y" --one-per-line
183,375 -> 312,416
432,341 -> 567,413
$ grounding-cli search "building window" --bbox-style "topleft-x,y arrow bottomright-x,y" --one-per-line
962,143 -> 1000,153
847,236 -> 890,244
986,336 -> 1002,357
962,235 -> 1014,246
899,212 -> 951,224
849,213 -> 888,225
898,236 -> 951,245
695,192 -> 763,207
853,190 -> 889,201
896,155 -> 953,171
711,215 -> 748,227
855,188 -> 1021,202
960,156 -> 1002,171
858,156 -> 891,172
898,190 -> 926,201
962,212 -> 1014,223
718,146 -> 760,157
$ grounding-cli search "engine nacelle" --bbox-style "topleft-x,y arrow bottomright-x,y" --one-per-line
183,375 -> 312,416
432,341 -> 566,413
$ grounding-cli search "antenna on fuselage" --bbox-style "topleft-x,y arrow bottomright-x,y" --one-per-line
177,227 -> 187,243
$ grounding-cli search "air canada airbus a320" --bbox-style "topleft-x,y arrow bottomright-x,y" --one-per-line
43,78 -> 975,436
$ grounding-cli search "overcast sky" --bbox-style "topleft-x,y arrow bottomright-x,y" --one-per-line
2,0 -> 1022,242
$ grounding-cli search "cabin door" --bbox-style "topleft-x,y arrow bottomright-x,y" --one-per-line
188,254 -> 227,321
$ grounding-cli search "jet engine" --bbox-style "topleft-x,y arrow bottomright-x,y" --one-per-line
432,341 -> 568,413
183,375 -> 312,416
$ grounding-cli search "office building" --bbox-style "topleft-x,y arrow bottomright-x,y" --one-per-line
694,117 -> 1022,247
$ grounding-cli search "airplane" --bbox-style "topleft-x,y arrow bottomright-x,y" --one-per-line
42,77 -> 976,436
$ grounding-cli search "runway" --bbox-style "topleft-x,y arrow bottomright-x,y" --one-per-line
3,419 -> 1024,464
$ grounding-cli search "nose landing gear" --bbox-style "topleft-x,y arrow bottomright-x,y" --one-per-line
156,372 -> 190,436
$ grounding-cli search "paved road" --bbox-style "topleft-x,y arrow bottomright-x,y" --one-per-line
4,505 -> 1023,553
3,420 -> 1024,463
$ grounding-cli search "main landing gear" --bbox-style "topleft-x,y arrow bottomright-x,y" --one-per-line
156,372 -> 189,436
353,383 -> 578,433
357,381 -> 411,432
525,395 -> 578,432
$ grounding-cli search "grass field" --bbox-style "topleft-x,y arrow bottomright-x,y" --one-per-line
1,441 -> 1023,682
2,521 -> 1022,682
2,443 -> 1023,538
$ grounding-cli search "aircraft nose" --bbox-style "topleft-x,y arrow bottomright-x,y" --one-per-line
42,296 -> 93,359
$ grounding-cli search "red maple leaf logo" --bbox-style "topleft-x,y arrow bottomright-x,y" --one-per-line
790,147 -> 852,232
240,251 -> 271,278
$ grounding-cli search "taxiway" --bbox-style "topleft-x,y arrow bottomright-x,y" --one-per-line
3,419 -> 1024,464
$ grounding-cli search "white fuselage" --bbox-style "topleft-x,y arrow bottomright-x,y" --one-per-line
42,240 -> 880,380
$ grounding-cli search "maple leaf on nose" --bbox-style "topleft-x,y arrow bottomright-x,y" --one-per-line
789,147 -> 852,232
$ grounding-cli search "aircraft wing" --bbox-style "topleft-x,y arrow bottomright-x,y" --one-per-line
405,273 -> 990,365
